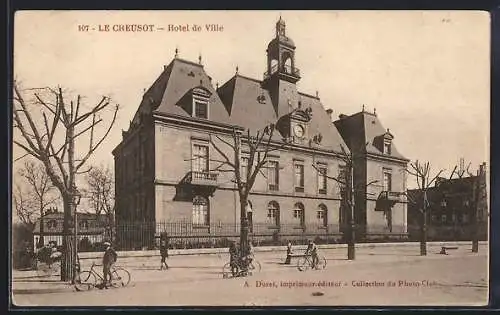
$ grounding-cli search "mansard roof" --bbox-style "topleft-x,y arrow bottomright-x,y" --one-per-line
217,74 -> 347,151
130,58 -> 232,126
128,57 -> 347,152
334,111 -> 408,161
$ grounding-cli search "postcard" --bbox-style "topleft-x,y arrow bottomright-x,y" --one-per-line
11,10 -> 490,307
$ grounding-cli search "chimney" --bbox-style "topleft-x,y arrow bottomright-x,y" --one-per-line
326,109 -> 333,121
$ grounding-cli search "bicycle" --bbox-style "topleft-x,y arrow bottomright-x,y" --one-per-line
222,255 -> 261,278
74,262 -> 131,291
35,249 -> 62,277
297,253 -> 327,271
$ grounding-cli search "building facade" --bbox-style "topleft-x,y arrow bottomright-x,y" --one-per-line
407,163 -> 488,241
112,18 -> 409,249
334,111 -> 409,239
32,210 -> 108,251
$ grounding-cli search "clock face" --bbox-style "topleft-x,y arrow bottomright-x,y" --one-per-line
294,124 -> 305,138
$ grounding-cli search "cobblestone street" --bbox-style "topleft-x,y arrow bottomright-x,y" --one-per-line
12,244 -> 488,307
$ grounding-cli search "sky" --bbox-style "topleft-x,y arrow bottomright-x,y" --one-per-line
13,10 -> 490,190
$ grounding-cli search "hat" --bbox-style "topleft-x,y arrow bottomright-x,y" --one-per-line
103,242 -> 111,247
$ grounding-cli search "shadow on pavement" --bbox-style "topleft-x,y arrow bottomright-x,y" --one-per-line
366,253 -> 422,256
12,287 -> 74,295
131,265 -> 223,270
13,279 -> 64,283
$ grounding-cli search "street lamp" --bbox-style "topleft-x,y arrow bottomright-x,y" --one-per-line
347,163 -> 355,260
72,187 -> 82,283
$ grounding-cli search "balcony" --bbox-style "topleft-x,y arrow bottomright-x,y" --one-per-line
378,191 -> 402,202
187,171 -> 219,187
263,64 -> 301,81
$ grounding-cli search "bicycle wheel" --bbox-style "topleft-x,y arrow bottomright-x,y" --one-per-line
36,262 -> 54,277
51,261 -> 61,275
316,256 -> 327,270
110,267 -> 131,288
222,262 -> 233,279
297,256 -> 310,272
74,271 -> 96,291
250,260 -> 261,272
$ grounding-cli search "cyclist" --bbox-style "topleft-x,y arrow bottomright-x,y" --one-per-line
305,239 -> 319,269
102,241 -> 117,289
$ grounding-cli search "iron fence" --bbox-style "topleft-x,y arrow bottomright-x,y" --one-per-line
25,218 -> 488,252
113,222 -> 413,251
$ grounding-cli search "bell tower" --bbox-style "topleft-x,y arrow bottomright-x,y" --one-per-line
263,16 -> 301,85
262,17 -> 302,118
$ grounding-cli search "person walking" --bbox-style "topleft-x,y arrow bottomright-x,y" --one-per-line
229,241 -> 239,277
285,240 -> 293,265
102,241 -> 117,289
159,233 -> 169,270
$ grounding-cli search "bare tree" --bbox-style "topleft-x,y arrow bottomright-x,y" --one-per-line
405,160 -> 444,256
84,164 -> 115,242
447,159 -> 486,253
208,122 -> 291,264
13,82 -> 119,282
16,160 -> 59,246
13,183 -> 38,229
312,142 -> 378,260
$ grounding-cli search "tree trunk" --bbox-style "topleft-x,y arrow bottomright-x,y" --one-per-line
420,210 -> 427,256
39,208 -> 44,247
239,198 -> 249,260
60,194 -> 75,282
472,174 -> 480,253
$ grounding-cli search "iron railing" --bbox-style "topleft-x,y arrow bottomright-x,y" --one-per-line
27,217 -> 487,252
187,171 -> 219,185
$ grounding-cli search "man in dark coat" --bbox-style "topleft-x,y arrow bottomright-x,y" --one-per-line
159,233 -> 169,270
102,241 -> 117,289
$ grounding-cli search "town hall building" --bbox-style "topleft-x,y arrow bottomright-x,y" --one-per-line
112,18 -> 409,249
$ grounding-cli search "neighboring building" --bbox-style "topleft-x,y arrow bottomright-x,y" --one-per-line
407,163 -> 488,241
112,18 -> 409,248
32,210 -> 108,251
334,111 -> 409,239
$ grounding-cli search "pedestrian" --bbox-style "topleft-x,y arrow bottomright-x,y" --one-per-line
102,241 -> 117,289
245,242 -> 254,267
229,241 -> 239,276
159,233 -> 169,270
285,240 -> 293,265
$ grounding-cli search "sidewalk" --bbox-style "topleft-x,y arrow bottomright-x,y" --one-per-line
78,240 -> 487,260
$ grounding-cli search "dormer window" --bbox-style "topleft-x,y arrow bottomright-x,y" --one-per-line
189,86 -> 211,119
379,128 -> 394,155
194,99 -> 208,119
383,140 -> 392,155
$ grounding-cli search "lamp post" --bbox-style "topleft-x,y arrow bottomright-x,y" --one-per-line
347,162 -> 355,260
72,187 -> 82,284
420,191 -> 428,256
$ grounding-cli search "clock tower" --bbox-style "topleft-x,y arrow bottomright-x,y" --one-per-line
262,17 -> 302,119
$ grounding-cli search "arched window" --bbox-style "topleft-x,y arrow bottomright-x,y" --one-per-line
294,202 -> 305,227
193,196 -> 209,226
267,201 -> 280,226
317,204 -> 328,227
282,52 -> 293,73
